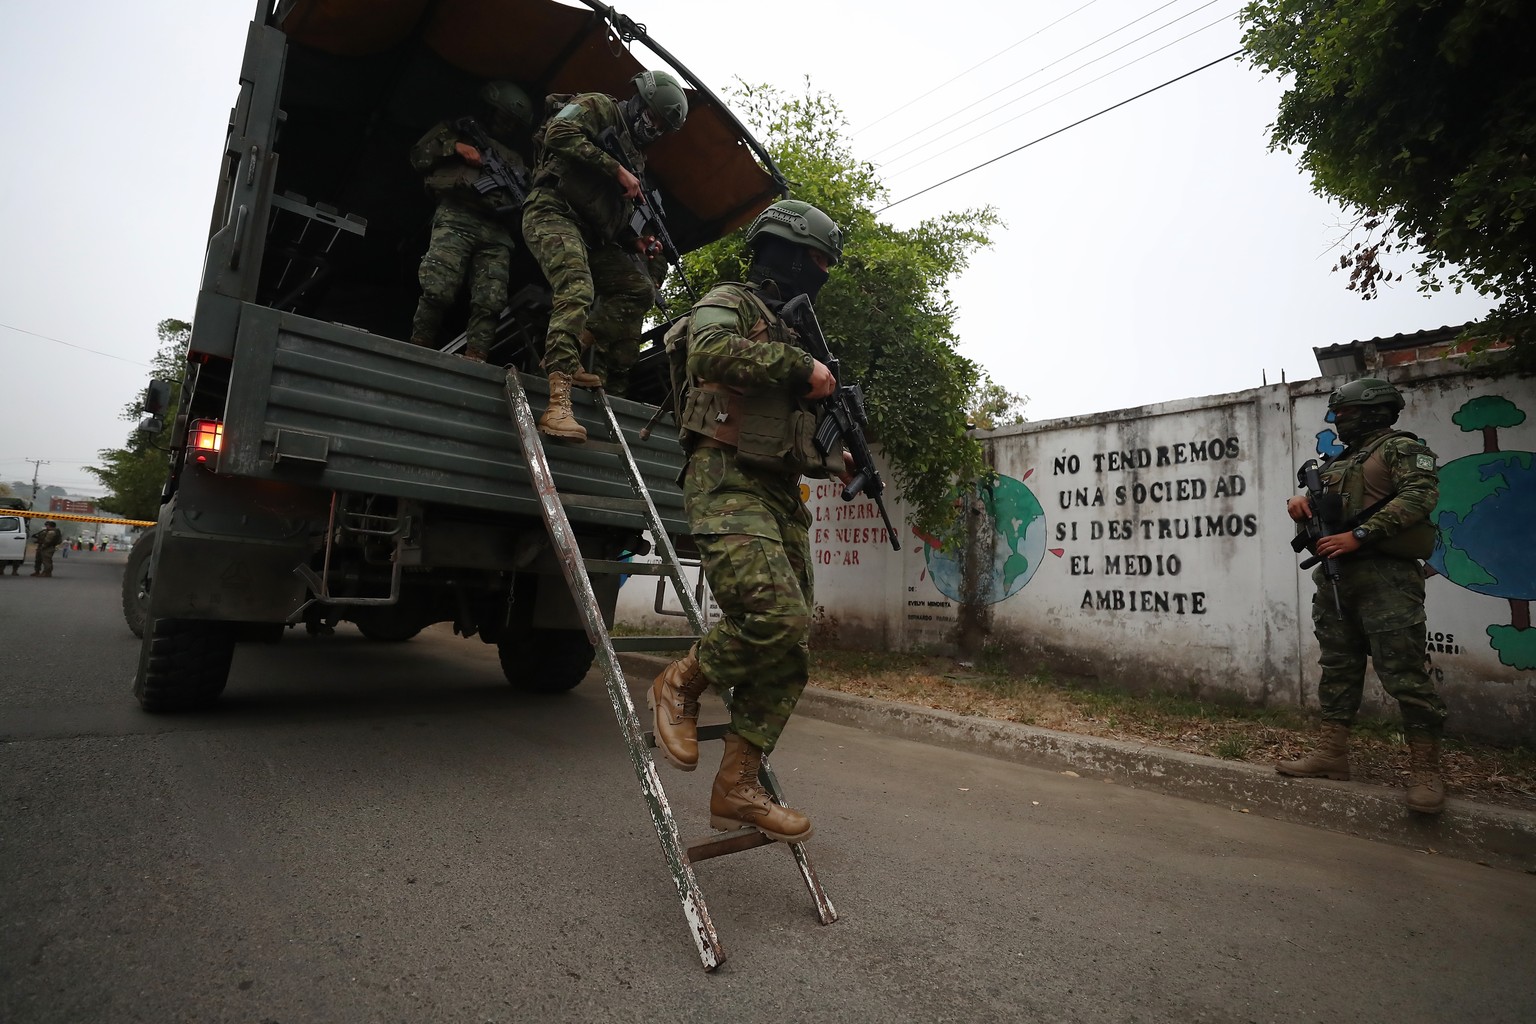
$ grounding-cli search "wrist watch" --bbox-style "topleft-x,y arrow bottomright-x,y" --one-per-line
1351,526 -> 1369,542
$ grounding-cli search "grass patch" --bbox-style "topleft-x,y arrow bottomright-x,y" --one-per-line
808,648 -> 1536,811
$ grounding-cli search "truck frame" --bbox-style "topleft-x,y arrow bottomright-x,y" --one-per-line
131,0 -> 786,710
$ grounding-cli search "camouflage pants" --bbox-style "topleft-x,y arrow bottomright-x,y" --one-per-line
1312,556 -> 1447,732
34,547 -> 56,575
521,197 -> 651,395
410,201 -> 514,356
685,449 -> 813,754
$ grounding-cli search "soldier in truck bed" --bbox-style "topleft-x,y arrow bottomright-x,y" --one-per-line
522,70 -> 688,441
407,81 -> 535,362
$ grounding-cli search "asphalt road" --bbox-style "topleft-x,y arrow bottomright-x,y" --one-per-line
3,553 -> 1535,1024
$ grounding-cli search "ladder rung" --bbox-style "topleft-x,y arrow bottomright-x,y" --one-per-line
687,827 -> 774,864
583,558 -> 674,576
610,635 -> 698,653
562,438 -> 626,458
641,723 -> 730,748
559,493 -> 648,514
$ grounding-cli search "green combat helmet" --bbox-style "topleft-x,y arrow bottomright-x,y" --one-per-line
746,199 -> 843,265
480,80 -> 534,127
1328,377 -> 1405,412
627,70 -> 688,145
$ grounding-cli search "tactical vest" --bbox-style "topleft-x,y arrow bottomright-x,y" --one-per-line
1320,429 -> 1438,560
667,283 -> 842,479
411,122 -> 522,217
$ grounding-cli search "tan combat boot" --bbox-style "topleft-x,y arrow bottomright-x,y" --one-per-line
537,371 -> 587,442
1405,732 -> 1447,814
462,345 -> 488,363
1276,721 -> 1352,780
648,646 -> 709,771
709,731 -> 813,842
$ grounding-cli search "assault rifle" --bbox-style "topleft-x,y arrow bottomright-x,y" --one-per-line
780,294 -> 901,552
595,126 -> 697,310
1291,458 -> 1344,615
451,116 -> 528,216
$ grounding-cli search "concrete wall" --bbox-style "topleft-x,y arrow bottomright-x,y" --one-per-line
617,360 -> 1536,744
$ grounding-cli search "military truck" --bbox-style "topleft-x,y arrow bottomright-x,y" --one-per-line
129,0 -> 785,710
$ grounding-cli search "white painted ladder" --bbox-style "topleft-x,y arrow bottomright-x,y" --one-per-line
502,369 -> 836,970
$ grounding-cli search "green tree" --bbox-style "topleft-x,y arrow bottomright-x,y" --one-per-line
86,319 -> 189,520
968,379 -> 1030,430
1452,394 -> 1526,452
1240,1 -> 1536,359
674,81 -> 1002,535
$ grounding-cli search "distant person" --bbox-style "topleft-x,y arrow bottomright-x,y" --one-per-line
1277,378 -> 1447,814
522,70 -> 688,439
30,520 -> 64,578
408,81 -> 536,363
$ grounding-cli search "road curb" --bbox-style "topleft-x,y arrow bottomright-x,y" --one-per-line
620,654 -> 1536,873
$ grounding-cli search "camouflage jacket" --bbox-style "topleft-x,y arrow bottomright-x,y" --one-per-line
409,120 -> 525,218
528,92 -> 644,243
1319,427 -> 1439,555
686,282 -> 815,397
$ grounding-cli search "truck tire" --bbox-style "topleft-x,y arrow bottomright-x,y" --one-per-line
134,617 -> 238,712
497,628 -> 594,693
122,529 -> 156,639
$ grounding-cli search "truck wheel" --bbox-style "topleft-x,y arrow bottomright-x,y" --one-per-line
122,529 -> 156,639
497,628 -> 594,693
356,622 -> 422,643
134,617 -> 238,712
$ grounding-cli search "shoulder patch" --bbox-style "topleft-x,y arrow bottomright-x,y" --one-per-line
1415,453 -> 1436,471
555,102 -> 583,120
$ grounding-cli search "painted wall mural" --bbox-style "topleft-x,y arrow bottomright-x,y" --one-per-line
1425,395 -> 1536,669
918,471 -> 1049,607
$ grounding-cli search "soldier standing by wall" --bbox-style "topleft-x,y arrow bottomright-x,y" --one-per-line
1278,378 -> 1449,813
408,81 -> 535,362
521,71 -> 688,440
648,199 -> 850,842
31,519 -> 63,578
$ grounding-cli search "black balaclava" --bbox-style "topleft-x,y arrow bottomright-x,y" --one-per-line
746,236 -> 830,303
1333,406 -> 1397,446
624,94 -> 663,147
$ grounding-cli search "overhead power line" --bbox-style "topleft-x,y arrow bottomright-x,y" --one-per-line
0,321 -> 152,367
876,49 -> 1243,214
868,0 -> 1201,160
884,10 -> 1242,181
854,0 -> 1107,137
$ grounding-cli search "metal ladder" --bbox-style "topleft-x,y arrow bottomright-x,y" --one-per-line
501,370 -> 836,970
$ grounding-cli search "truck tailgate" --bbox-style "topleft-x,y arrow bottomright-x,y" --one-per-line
218,303 -> 687,534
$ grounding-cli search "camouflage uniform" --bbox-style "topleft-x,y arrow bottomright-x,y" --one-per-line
522,92 -> 653,395
408,120 -> 525,358
1311,427 -> 1446,731
32,524 -> 63,577
683,282 -> 824,754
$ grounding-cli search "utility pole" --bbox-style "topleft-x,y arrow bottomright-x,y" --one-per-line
26,458 -> 49,505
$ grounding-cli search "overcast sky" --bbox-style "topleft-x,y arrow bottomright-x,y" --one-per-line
0,0 -> 1496,496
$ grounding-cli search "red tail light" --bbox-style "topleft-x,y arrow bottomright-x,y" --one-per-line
188,419 -> 224,465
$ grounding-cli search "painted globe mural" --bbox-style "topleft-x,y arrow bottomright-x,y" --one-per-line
1427,450 -> 1536,601
1423,394 -> 1536,669
924,473 -> 1047,606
